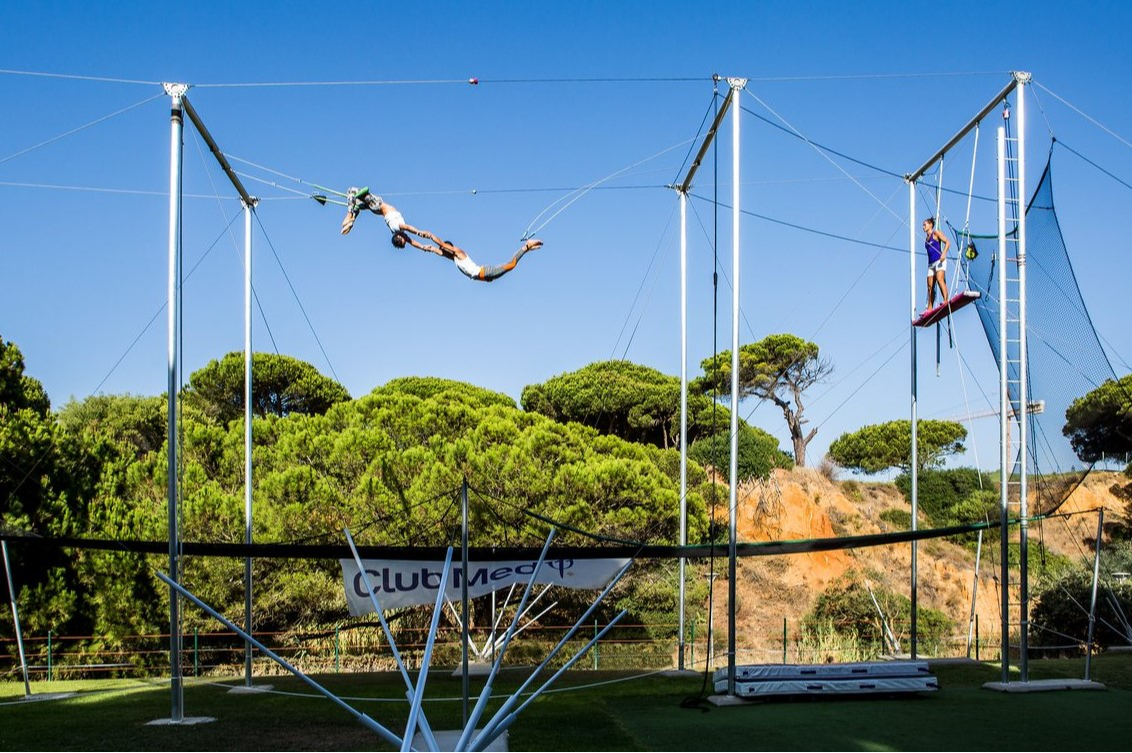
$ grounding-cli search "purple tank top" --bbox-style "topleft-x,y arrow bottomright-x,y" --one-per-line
925,233 -> 943,264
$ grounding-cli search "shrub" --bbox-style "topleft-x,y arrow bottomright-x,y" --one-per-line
688,424 -> 792,484
879,508 -> 913,529
803,572 -> 954,654
894,467 -> 995,527
817,454 -> 839,482
1031,551 -> 1132,651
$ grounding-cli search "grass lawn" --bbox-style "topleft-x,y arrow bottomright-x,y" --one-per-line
2,655 -> 1130,750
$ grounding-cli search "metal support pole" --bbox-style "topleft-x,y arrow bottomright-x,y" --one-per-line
967,530 -> 984,658
782,617 -> 787,664
461,480 -> 470,726
475,611 -> 628,752
678,189 -> 688,672
997,124 -> 1010,684
343,530 -> 439,751
678,81 -> 736,194
907,76 -> 1021,183
690,618 -> 696,669
908,179 -> 919,660
671,78 -> 740,686
2,541 -> 31,696
726,76 -> 746,696
707,574 -> 715,670
455,532 -> 557,752
1016,75 -> 1030,683
404,550 -> 454,753
472,560 -> 633,751
170,88 -> 254,697
163,81 -> 187,722
180,96 -> 256,207
1086,508 -> 1104,681
243,198 -> 255,688
158,573 -> 406,748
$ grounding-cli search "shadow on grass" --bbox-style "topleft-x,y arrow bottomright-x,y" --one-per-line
1,657 -> 1131,751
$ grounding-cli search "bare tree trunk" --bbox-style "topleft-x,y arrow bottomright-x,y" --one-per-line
792,432 -> 807,467
774,393 -> 813,467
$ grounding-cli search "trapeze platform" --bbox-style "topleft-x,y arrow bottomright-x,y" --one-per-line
712,661 -> 939,699
912,290 -> 981,328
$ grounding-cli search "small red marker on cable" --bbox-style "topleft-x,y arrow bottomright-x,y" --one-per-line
468,77 -> 479,85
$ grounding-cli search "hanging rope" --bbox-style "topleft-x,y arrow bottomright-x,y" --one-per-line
954,123 -> 981,295
739,88 -> 905,223
227,155 -> 350,204
608,205 -> 679,359
0,92 -> 164,166
935,153 -> 945,229
520,138 -> 695,240
1033,81 -> 1132,153
251,212 -> 341,383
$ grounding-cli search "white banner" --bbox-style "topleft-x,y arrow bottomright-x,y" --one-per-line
340,557 -> 630,614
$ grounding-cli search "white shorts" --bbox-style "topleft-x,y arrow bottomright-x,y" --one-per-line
928,259 -> 946,274
384,209 -> 406,233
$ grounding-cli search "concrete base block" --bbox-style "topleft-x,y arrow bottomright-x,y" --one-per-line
414,728 -> 509,751
145,716 -> 217,726
983,678 -> 1106,693
227,684 -> 275,694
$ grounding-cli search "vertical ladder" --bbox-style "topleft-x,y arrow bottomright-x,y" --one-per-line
997,73 -> 1030,683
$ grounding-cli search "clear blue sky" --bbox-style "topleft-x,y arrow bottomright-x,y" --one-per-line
2,1 -> 1130,472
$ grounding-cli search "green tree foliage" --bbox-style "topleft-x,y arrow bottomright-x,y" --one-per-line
0,337 -> 105,641
521,360 -> 731,450
0,336 -> 50,415
1064,374 -> 1132,468
185,352 -> 351,424
384,376 -> 516,409
828,419 -> 966,474
687,424 -> 793,483
1030,542 -> 1132,650
893,467 -> 996,530
1063,375 -> 1132,536
878,508 -> 913,529
694,334 -> 831,467
21,372 -> 713,658
58,394 -> 166,459
803,571 -> 953,653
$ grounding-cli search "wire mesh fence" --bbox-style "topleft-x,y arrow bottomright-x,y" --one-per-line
0,618 -> 1021,683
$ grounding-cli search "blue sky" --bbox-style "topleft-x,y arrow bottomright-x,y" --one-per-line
2,1 -> 1130,472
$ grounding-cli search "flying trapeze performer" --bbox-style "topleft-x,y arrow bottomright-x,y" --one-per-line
922,216 -> 950,310
340,186 -> 544,282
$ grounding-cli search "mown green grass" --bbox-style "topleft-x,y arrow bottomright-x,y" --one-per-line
2,655 -> 1131,750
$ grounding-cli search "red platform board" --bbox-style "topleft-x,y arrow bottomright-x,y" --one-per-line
912,290 -> 981,327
